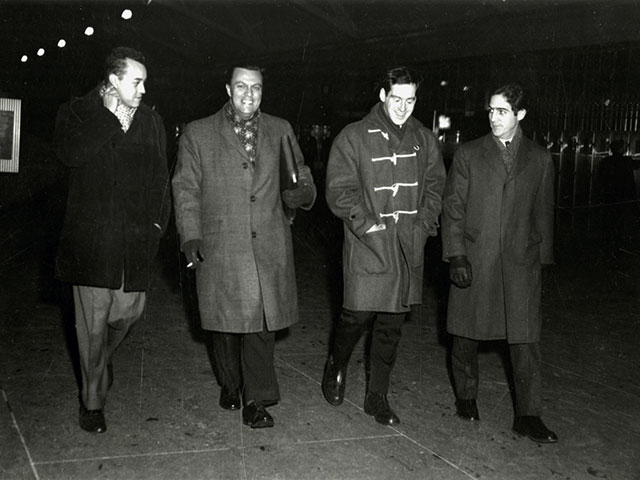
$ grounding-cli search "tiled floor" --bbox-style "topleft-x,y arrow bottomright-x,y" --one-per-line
1,194 -> 639,479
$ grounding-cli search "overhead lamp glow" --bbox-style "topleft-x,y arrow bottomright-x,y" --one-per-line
121,9 -> 132,20
84,26 -> 94,36
58,39 -> 66,48
37,48 -> 45,56
440,80 -> 448,87
21,55 -> 28,63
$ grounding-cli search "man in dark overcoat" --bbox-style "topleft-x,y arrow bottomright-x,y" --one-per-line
441,83 -> 558,443
55,47 -> 170,433
321,66 -> 446,425
172,65 -> 316,428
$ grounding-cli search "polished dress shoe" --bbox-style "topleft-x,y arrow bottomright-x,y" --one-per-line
242,401 -> 274,428
321,356 -> 347,406
364,392 -> 400,426
455,399 -> 480,421
219,386 -> 241,411
513,416 -> 558,443
79,405 -> 107,433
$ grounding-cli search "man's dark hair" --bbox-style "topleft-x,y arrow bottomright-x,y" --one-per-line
226,65 -> 263,84
378,66 -> 421,94
104,47 -> 145,83
493,83 -> 526,113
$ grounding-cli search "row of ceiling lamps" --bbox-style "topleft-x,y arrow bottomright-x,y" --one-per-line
20,9 -> 134,64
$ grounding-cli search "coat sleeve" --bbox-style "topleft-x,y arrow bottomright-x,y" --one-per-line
325,129 -> 379,238
54,100 -> 123,167
286,122 -> 317,210
441,146 -> 471,260
415,131 -> 446,236
536,151 -> 555,264
172,123 -> 203,248
149,113 -> 171,235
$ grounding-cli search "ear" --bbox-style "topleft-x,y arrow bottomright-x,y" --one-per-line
516,109 -> 527,121
226,84 -> 231,98
378,87 -> 386,103
108,73 -> 119,88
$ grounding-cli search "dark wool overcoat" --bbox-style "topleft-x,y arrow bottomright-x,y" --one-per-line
326,104 -> 446,313
441,132 -> 555,343
172,108 -> 316,333
54,87 -> 170,291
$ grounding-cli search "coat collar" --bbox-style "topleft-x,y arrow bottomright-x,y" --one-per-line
481,132 -> 534,182
213,107 -> 274,164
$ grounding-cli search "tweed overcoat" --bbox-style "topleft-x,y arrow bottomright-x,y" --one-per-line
441,132 -> 555,343
54,87 -> 170,291
326,104 -> 446,312
172,108 -> 315,333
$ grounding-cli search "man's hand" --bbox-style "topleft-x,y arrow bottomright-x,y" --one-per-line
183,239 -> 204,269
282,184 -> 313,209
449,255 -> 472,288
102,85 -> 119,114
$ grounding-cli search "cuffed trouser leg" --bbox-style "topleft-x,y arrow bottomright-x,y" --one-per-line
73,283 -> 145,410
509,342 -> 542,416
212,332 -> 242,391
451,335 -> 479,401
241,326 -> 279,405
369,312 -> 406,394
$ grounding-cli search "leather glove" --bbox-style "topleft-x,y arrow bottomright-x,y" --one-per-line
282,184 -> 313,209
182,239 -> 204,269
449,255 -> 472,288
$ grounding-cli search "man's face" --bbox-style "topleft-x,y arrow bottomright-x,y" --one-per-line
226,68 -> 263,120
488,94 -> 526,140
379,83 -> 417,126
110,58 -> 147,108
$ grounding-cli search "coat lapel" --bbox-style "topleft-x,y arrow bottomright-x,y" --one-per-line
481,134 -> 508,181
216,111 -> 251,161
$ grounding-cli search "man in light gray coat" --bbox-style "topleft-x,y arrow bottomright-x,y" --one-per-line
442,83 -> 557,443
172,65 -> 316,428
322,66 -> 446,425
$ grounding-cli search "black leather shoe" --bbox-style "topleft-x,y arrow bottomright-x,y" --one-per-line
513,416 -> 558,443
456,399 -> 480,421
364,392 -> 400,426
242,402 -> 274,428
219,386 -> 241,411
321,356 -> 347,406
79,405 -> 107,433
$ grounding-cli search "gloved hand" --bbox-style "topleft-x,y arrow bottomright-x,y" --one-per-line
282,184 -> 313,209
182,239 -> 204,269
449,255 -> 472,288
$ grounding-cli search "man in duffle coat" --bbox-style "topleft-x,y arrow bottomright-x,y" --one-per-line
55,46 -> 170,434
172,65 -> 316,428
321,66 -> 446,425
442,83 -> 558,443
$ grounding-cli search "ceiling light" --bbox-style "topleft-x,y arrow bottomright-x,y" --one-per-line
58,39 -> 66,48
121,9 -> 132,20
84,26 -> 94,36
37,48 -> 45,56
21,55 -> 28,63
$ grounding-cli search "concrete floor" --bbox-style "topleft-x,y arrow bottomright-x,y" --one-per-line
1,192 -> 639,480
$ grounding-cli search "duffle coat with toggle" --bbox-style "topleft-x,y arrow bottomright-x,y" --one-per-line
326,103 -> 446,312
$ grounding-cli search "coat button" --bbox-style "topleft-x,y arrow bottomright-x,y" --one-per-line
251,232 -> 257,238
242,163 -> 249,169
250,195 -> 256,202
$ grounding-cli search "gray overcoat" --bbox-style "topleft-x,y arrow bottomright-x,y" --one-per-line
172,108 -> 315,333
441,132 -> 555,343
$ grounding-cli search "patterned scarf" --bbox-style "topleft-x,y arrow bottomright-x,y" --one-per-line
493,126 -> 522,174
99,84 -> 137,132
224,100 -> 260,163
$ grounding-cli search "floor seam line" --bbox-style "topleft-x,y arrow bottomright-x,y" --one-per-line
1,386 -> 40,480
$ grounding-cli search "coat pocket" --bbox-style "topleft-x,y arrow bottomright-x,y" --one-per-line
348,230 -> 393,275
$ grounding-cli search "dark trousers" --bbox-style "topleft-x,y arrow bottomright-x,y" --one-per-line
333,308 -> 406,394
212,327 -> 279,405
451,335 -> 542,416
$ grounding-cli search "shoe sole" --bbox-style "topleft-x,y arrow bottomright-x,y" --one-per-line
512,429 -> 558,443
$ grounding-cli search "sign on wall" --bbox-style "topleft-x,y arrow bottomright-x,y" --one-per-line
0,98 -> 22,173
